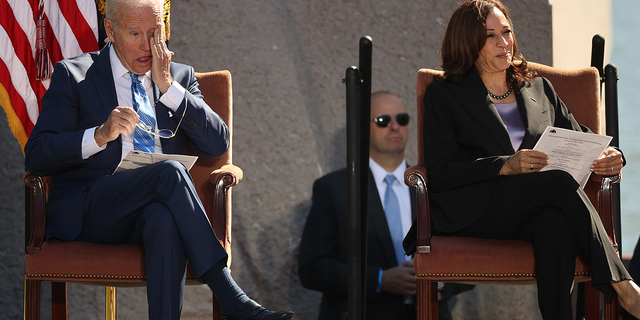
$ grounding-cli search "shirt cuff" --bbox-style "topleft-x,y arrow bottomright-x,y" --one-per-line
377,269 -> 383,293
82,127 -> 106,160
159,81 -> 186,112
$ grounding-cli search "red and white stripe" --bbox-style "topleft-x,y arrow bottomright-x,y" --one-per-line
0,0 -> 98,150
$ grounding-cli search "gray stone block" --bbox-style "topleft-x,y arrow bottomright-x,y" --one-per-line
1,0 -> 552,318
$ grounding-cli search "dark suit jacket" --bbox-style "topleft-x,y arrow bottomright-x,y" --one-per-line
298,168 -> 416,320
24,45 -> 229,241
420,70 -> 586,235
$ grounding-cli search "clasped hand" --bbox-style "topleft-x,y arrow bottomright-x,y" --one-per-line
500,147 -> 623,176
590,147 -> 624,176
381,259 -> 416,295
94,107 -> 140,147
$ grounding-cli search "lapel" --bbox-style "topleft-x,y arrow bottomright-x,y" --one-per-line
91,45 -> 118,116
517,82 -> 547,149
367,170 -> 400,267
152,80 -> 171,130
152,67 -> 180,153
452,71 -> 515,154
152,81 -> 171,151
90,46 -> 176,153
367,167 -> 417,266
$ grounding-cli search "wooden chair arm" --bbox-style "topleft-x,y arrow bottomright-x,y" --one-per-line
405,164 -> 432,252
211,164 -> 243,187
24,172 -> 52,254
599,173 -> 621,252
209,164 -> 242,260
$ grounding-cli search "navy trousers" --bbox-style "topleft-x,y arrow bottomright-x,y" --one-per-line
75,160 -> 227,320
448,170 -> 630,320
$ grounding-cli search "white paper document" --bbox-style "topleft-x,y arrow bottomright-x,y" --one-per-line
113,151 -> 198,174
533,126 -> 612,188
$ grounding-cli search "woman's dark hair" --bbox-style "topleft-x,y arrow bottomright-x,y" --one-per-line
440,0 -> 535,87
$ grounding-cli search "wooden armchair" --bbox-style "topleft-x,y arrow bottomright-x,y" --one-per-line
23,70 -> 242,320
405,63 -> 621,320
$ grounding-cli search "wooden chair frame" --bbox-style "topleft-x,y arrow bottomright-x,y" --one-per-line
23,70 -> 241,320
405,63 -> 621,320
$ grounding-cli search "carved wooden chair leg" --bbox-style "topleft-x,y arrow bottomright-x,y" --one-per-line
416,279 -> 438,320
51,282 -> 67,320
24,279 -> 41,320
585,282 -> 600,320
213,296 -> 222,320
428,281 -> 438,320
604,296 -> 619,320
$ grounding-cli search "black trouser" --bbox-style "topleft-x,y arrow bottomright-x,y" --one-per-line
449,170 -> 630,320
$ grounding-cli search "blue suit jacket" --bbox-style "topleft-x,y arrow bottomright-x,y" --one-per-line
24,45 -> 229,241
298,169 -> 416,320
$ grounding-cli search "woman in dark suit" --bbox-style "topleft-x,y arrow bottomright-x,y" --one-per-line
422,0 -> 640,319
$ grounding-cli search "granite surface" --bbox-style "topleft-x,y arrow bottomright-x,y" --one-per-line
0,0 -> 551,318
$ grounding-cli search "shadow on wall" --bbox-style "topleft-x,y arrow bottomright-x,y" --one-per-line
0,108 -> 28,319
287,125 -> 348,319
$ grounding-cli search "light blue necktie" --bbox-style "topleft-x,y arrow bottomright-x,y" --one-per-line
130,72 -> 155,153
384,174 -> 406,266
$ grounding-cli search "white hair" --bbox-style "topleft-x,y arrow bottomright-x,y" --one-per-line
105,0 -> 163,28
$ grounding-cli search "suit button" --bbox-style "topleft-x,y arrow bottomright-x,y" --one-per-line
83,186 -> 89,192
107,169 -> 114,174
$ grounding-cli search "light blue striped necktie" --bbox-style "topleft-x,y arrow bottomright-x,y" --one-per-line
130,72 -> 155,153
384,174 -> 406,266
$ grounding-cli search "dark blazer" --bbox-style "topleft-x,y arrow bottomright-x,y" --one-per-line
298,168 -> 417,320
24,45 -> 229,241
421,70 -> 586,234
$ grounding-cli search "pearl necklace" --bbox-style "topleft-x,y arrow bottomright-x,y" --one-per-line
487,86 -> 513,100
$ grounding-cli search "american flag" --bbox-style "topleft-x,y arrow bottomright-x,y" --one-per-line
0,0 -> 99,151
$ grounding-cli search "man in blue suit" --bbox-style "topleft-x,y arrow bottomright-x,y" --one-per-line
298,92 -> 472,320
24,0 -> 293,319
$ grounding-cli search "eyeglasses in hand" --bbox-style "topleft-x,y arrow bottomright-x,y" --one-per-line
135,99 -> 187,139
371,113 -> 410,128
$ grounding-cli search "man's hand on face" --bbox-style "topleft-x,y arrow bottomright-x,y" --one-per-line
95,106 -> 139,147
150,24 -> 174,94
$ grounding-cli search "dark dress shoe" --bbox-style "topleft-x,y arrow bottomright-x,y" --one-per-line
221,309 -> 294,320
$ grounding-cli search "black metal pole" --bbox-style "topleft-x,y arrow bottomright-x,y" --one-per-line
356,36 -> 372,320
345,36 -> 373,320
605,64 -> 622,254
591,34 -> 605,80
346,65 -> 363,320
577,34 -> 607,320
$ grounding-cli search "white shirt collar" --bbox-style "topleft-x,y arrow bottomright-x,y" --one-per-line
109,45 -> 152,88
369,157 -> 407,186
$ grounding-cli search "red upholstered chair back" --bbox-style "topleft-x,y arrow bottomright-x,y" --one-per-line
409,64 -> 619,320
528,62 -> 601,134
415,69 -> 442,167
192,71 -> 235,255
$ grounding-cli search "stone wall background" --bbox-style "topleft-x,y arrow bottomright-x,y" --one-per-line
1,0 -> 552,319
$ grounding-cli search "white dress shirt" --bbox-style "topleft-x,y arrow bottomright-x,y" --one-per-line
81,45 -> 186,160
369,157 -> 412,263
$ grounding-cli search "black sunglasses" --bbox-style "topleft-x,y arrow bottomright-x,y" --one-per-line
372,113 -> 410,128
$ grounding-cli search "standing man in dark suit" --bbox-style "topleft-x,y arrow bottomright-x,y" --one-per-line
299,92 -> 465,320
24,0 -> 293,319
